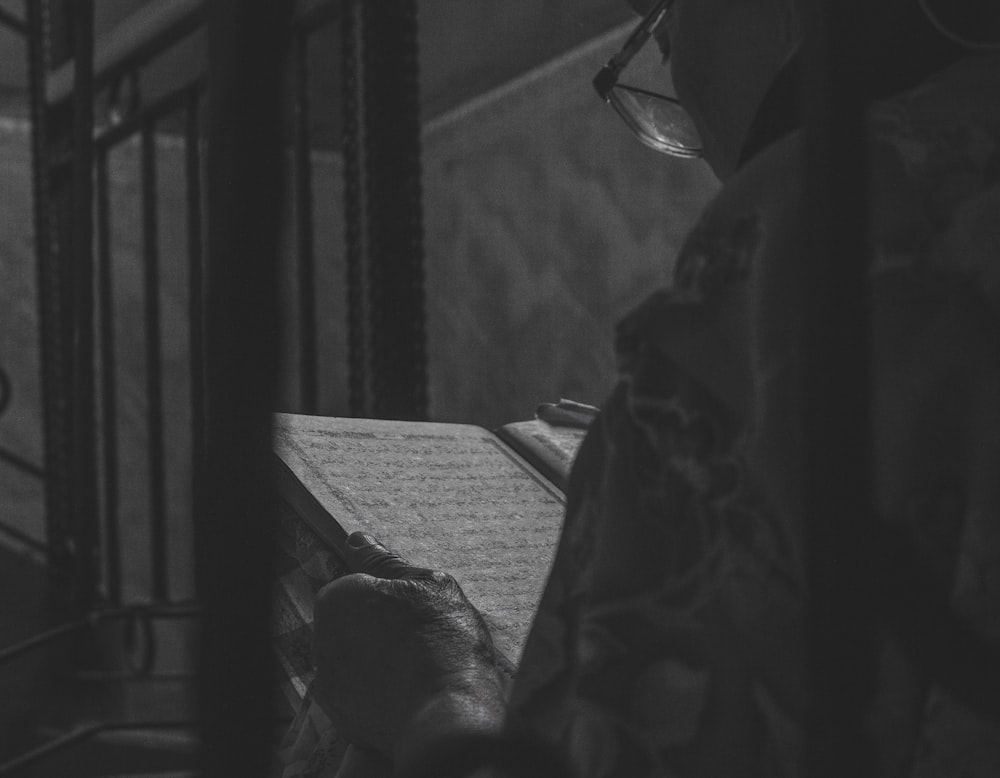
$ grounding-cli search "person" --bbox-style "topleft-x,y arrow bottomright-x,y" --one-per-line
304,0 -> 1000,775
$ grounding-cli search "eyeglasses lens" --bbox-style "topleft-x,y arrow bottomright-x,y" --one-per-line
611,87 -> 702,156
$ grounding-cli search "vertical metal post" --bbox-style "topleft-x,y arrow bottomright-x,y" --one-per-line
186,87 -> 206,531
27,0 -> 72,593
141,119 -> 169,602
70,0 -> 101,610
342,0 -> 428,421
801,0 -> 876,774
294,29 -> 318,414
96,147 -> 122,604
343,0 -> 371,417
198,1 -> 289,773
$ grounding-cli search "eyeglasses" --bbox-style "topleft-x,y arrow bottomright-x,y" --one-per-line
593,0 -> 702,158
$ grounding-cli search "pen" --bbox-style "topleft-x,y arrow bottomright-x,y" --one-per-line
535,398 -> 600,429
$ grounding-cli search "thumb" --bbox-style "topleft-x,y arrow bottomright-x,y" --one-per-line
344,532 -> 439,581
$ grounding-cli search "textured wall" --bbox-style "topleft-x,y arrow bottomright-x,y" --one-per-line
0,24 -> 719,594
298,25 -> 719,426
421,28 -> 718,425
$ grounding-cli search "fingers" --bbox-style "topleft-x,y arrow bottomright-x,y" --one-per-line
345,531 -> 441,582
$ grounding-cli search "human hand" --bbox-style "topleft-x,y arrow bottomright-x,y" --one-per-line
312,532 -> 509,772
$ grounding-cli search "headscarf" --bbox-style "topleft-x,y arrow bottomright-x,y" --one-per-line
918,0 -> 1000,50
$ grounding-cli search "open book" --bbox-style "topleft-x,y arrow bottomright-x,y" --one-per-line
271,412 -> 589,679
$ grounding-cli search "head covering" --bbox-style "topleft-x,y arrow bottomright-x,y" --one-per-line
918,0 -> 1000,50
737,0 -> 999,168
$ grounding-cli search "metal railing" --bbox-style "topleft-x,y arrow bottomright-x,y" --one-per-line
5,0 -> 428,773
23,0 -> 428,606
31,0 -> 209,610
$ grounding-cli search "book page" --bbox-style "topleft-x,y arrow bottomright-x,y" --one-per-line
273,413 -> 566,666
495,418 -> 588,492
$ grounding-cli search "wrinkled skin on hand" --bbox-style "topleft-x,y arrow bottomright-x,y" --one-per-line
311,533 -> 509,772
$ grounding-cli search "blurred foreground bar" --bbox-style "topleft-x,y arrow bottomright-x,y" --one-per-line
800,1 -> 876,775
197,1 -> 289,774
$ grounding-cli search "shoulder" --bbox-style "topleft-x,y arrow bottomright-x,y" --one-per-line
684,52 -> 1000,321
673,132 -> 804,303
614,134 -> 804,417
689,52 -> 1000,294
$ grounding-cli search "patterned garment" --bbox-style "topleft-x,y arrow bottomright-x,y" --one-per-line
507,53 -> 1000,777
273,500 -> 348,778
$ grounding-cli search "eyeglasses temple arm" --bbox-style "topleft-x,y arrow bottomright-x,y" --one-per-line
593,0 -> 671,99
593,63 -> 618,100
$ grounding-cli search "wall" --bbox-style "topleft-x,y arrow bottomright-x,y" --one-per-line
422,26 -> 718,424
293,23 -> 719,426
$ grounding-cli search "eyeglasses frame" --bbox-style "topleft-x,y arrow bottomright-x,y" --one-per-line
593,0 -> 702,158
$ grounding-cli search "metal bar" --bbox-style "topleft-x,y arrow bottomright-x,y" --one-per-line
0,446 -> 45,479
0,6 -> 28,35
0,603 -> 203,666
0,372 -> 35,477
96,146 -> 122,604
0,366 -> 8,413
0,619 -> 86,667
185,87 -> 206,509
0,724 -> 104,774
0,521 -> 48,554
141,120 -> 169,602
0,720 -> 200,776
71,0 -> 101,611
343,0 -> 428,421
342,0 -> 371,417
800,1 -> 875,775
369,0 -> 428,420
45,0 -> 204,106
294,29 -> 318,413
94,76 -> 206,152
29,0 -> 75,583
0,715 -> 289,776
198,1 -> 289,773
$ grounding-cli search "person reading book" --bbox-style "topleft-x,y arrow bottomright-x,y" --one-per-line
305,0 -> 1000,775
